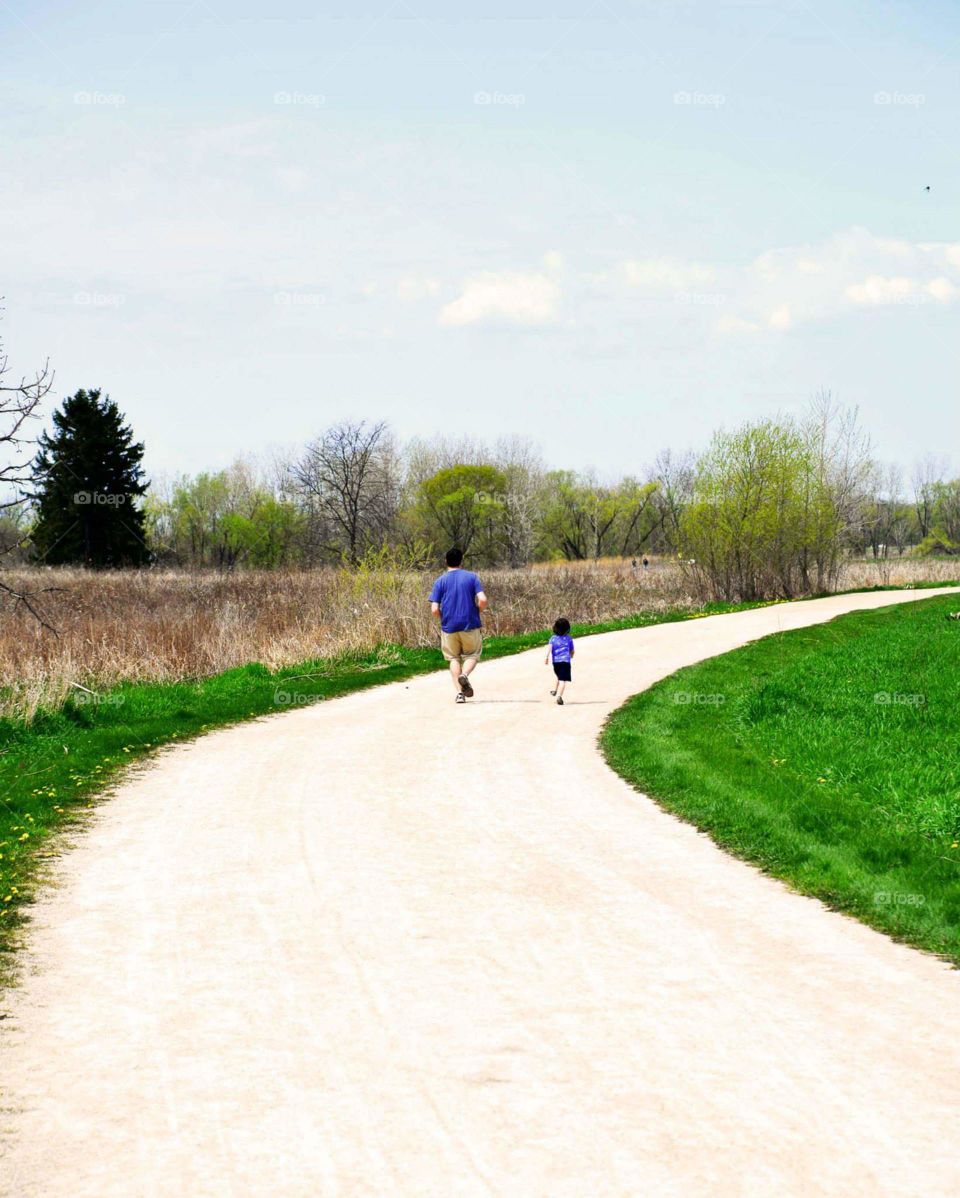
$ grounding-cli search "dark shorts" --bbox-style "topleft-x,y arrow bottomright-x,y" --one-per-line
553,661 -> 572,682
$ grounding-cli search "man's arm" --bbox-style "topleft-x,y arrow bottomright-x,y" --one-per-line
475,590 -> 488,612
431,601 -> 441,619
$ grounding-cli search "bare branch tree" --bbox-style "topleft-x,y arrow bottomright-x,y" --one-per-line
652,448 -> 695,550
0,307 -> 58,625
0,307 -> 53,508
912,453 -> 948,540
290,420 -> 398,563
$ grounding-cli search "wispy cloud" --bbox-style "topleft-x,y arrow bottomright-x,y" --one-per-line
439,269 -> 561,327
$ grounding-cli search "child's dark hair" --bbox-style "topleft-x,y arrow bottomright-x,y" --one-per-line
553,617 -> 571,636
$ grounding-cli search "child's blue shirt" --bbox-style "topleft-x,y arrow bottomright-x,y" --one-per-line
549,633 -> 574,663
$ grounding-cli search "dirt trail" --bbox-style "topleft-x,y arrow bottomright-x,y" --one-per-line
3,590 -> 960,1197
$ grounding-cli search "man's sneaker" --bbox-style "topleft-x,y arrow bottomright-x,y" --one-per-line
455,692 -> 466,704
458,674 -> 474,698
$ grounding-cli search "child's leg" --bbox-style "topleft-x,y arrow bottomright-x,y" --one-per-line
556,678 -> 566,697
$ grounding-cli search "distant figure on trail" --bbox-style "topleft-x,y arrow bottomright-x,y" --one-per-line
642,556 -> 649,568
545,617 -> 574,705
429,546 -> 487,703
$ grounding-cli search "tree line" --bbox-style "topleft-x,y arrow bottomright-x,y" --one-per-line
4,383 -> 960,601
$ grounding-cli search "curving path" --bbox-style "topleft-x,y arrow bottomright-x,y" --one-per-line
3,589 -> 960,1197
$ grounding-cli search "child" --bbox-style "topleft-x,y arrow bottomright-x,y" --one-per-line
545,617 -> 574,705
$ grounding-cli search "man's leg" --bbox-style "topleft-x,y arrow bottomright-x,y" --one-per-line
456,631 -> 481,697
448,657 -> 463,691
457,655 -> 477,697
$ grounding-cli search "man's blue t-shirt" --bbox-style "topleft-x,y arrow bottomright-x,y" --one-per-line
429,569 -> 483,633
549,633 -> 574,663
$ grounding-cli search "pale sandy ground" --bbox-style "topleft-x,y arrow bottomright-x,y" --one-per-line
3,589 -> 960,1198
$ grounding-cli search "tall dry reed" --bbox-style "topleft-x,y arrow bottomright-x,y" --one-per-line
1,557 -> 953,720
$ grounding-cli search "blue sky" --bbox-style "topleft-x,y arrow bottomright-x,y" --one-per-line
3,0 -> 959,480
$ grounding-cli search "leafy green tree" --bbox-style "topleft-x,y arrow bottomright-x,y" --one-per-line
540,471 -> 593,559
680,405 -> 870,601
415,464 -> 507,559
148,462 -> 305,569
31,388 -> 148,566
680,419 -> 811,600
540,472 -> 659,560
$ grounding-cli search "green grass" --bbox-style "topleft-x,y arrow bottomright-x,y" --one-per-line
603,592 -> 960,964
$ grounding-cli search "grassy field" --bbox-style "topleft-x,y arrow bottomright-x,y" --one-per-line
1,596 -> 783,977
603,593 -> 960,964
2,556 -> 956,720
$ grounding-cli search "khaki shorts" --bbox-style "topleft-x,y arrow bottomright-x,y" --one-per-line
440,628 -> 483,664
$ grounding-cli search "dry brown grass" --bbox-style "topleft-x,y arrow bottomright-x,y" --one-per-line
0,560 -> 692,719
1,556 -> 954,720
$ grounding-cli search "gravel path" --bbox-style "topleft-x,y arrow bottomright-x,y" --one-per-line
3,589 -> 959,1197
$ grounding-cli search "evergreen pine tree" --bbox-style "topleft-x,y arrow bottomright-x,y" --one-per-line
31,388 -> 149,566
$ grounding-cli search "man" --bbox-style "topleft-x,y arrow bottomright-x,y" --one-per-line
429,546 -> 487,703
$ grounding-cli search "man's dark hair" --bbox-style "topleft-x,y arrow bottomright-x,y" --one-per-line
445,546 -> 464,568
553,617 -> 571,636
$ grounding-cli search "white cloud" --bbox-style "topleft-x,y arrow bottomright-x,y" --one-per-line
716,228 -> 960,333
439,270 -> 561,327
716,314 -> 760,334
846,275 -> 917,305
620,258 -> 715,290
926,276 -> 957,302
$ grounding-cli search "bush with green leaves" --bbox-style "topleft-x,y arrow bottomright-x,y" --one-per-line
680,403 -> 870,600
